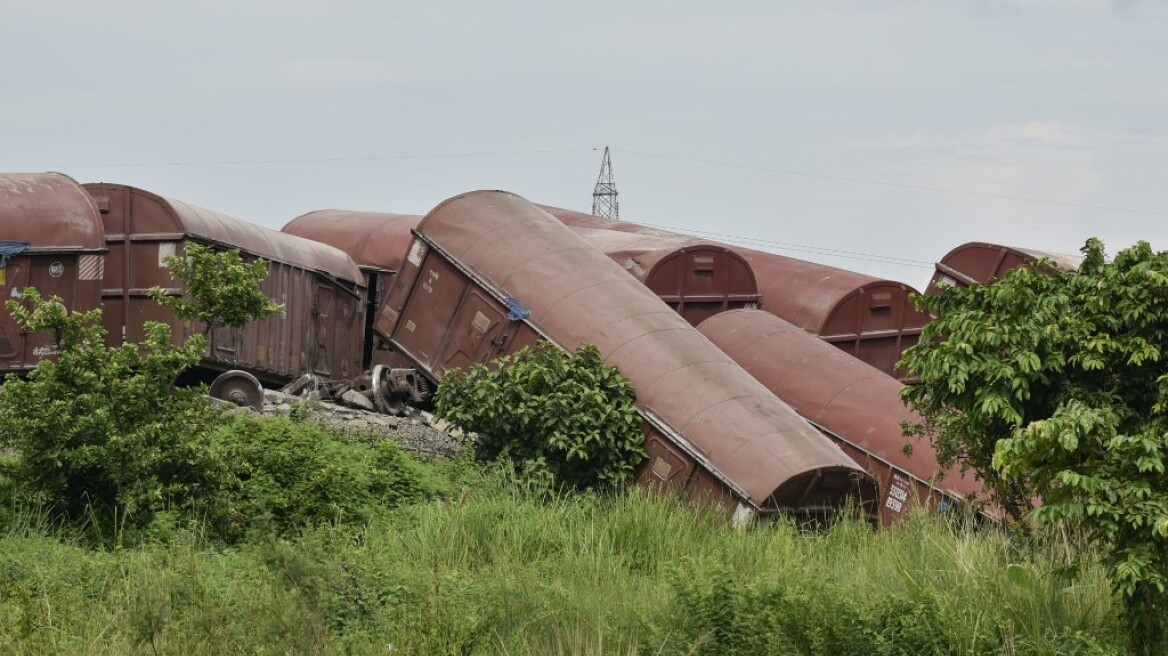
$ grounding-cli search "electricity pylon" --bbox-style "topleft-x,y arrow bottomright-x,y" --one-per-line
592,146 -> 619,220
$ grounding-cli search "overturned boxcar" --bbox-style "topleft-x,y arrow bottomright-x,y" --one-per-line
82,183 -> 366,399
282,210 -> 422,369
544,207 -> 928,382
698,309 -> 986,524
378,190 -> 878,520
540,206 -> 759,326
0,173 -> 107,374
927,241 -> 1084,295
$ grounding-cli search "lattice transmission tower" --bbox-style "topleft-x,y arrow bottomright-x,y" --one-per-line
592,146 -> 619,220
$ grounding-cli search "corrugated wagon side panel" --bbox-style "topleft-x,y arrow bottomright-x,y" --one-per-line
84,182 -> 365,386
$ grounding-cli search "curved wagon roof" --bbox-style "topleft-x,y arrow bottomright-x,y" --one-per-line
0,173 -> 105,251
83,183 -> 363,285
282,210 -> 422,273
929,241 -> 1084,293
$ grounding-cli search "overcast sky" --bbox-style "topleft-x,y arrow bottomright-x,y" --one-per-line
4,0 -> 1166,288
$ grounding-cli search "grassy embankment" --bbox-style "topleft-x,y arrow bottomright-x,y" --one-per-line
0,418 -> 1129,655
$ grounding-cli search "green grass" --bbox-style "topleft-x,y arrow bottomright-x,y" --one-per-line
0,429 -> 1129,655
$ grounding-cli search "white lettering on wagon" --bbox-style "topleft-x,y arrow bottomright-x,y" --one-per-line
884,472 -> 912,514
421,269 -> 439,294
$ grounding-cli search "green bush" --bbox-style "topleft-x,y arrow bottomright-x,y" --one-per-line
209,416 -> 448,538
0,290 -> 230,535
434,341 -> 647,492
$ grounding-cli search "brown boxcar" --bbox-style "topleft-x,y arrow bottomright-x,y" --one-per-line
698,309 -> 988,524
734,249 -> 928,382
542,206 -> 928,382
928,241 -> 1084,295
83,183 -> 366,387
540,206 -> 759,326
282,210 -> 422,368
379,190 -> 877,520
0,173 -> 107,374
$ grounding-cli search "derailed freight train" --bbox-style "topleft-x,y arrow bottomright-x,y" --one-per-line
3,174 -> 975,521
282,202 -> 986,520
697,309 -> 988,524
373,190 -> 878,520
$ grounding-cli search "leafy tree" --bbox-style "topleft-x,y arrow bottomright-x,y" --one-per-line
434,342 -> 646,492
899,238 -> 1168,653
149,241 -> 283,335
0,246 -> 284,536
0,290 -> 231,532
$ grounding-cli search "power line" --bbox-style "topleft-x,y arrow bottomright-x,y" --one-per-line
5,147 -> 596,170
615,148 -> 1168,218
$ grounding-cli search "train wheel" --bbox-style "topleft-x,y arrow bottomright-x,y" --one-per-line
209,370 -> 264,412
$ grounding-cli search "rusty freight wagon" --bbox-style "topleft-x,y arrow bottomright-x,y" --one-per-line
540,206 -> 759,326
927,241 -> 1084,295
282,210 -> 422,368
378,190 -> 877,520
698,309 -> 986,524
0,173 -> 107,374
543,207 -> 928,382
733,249 -> 928,382
83,183 -> 366,405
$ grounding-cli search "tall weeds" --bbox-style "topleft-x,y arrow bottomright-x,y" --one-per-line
0,463 -> 1128,655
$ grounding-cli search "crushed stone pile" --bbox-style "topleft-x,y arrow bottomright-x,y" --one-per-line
259,389 -> 469,459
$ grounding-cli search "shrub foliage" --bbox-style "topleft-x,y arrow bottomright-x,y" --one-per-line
434,341 -> 646,491
149,241 -> 283,335
900,238 -> 1168,653
210,417 -> 449,539
0,289 -> 228,529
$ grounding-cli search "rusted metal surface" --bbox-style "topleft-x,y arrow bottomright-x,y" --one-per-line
83,183 -> 365,386
282,210 -> 423,368
540,206 -> 759,326
698,309 -> 987,524
379,191 -> 877,518
0,173 -> 106,373
928,241 -> 1084,294
735,249 -> 929,382
544,207 -> 927,381
282,210 -> 422,274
